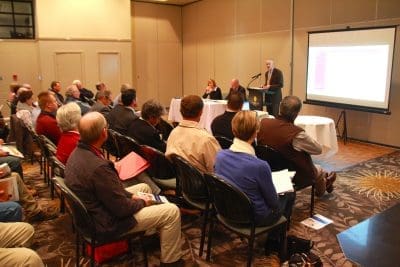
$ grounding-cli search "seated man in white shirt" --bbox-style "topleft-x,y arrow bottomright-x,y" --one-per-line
166,95 -> 221,173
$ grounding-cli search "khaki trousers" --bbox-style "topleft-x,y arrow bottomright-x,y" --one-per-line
126,184 -> 182,263
0,222 -> 44,267
12,172 -> 41,217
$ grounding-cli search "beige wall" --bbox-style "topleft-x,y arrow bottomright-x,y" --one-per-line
36,0 -> 131,40
182,0 -> 400,147
131,2 -> 182,107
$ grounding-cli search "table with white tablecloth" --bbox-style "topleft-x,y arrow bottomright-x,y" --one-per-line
168,98 -> 227,133
294,115 -> 338,159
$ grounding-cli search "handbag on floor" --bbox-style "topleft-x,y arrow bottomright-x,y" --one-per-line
287,235 -> 314,256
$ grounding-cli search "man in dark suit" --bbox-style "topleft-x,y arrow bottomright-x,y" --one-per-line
106,88 -> 138,135
127,100 -> 167,152
263,59 -> 283,117
226,78 -> 247,101
90,90 -> 112,116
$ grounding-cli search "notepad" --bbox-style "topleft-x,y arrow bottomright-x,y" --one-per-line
137,192 -> 169,204
271,169 -> 295,194
301,214 -> 333,230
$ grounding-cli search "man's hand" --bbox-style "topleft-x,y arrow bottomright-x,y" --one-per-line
132,194 -> 153,206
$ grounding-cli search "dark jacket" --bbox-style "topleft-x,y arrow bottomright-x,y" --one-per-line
65,142 -> 145,236
257,117 -> 317,188
127,118 -> 166,152
211,111 -> 237,140
226,85 -> 247,101
202,87 -> 223,100
106,105 -> 138,135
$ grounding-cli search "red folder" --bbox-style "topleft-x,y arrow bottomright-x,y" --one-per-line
114,152 -> 150,181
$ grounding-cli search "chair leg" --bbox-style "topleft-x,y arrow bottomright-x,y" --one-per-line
90,240 -> 95,267
140,236 -> 148,267
247,234 -> 255,267
199,207 -> 209,257
60,194 -> 65,213
206,216 -> 214,262
76,231 -> 80,267
310,184 -> 315,217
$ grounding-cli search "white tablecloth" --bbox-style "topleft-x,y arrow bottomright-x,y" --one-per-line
294,115 -> 338,159
168,98 -> 227,133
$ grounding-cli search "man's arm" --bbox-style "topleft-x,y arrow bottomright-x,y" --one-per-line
292,131 -> 322,155
92,164 -> 145,218
203,136 -> 221,173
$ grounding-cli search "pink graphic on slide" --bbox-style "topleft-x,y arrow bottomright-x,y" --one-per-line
314,52 -> 326,90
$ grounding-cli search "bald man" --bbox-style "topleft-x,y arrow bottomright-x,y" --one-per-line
225,78 -> 247,101
65,112 -> 183,266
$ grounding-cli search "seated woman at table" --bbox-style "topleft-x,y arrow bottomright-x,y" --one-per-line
257,95 -> 336,196
202,79 -> 222,100
215,110 -> 295,228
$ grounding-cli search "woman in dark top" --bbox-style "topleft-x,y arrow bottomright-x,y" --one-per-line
202,79 -> 222,100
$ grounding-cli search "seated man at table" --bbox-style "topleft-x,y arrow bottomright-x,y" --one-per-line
166,95 -> 221,173
211,91 -> 243,140
65,112 -> 183,266
225,78 -> 247,101
257,96 -> 336,196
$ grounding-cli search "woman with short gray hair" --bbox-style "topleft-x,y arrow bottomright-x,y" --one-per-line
55,102 -> 81,164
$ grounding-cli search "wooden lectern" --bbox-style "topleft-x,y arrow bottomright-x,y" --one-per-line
247,87 -> 275,111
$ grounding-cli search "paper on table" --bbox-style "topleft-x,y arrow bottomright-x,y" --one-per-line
301,214 -> 333,230
271,169 -> 295,194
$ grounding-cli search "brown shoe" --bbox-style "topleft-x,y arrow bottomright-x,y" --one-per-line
28,210 -> 58,223
325,172 -> 337,193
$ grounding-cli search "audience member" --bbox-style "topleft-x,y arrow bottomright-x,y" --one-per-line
90,90 -> 112,116
72,79 -> 94,104
215,110 -> 295,227
15,90 -> 35,128
166,95 -> 221,173
36,91 -> 62,145
202,79 -> 222,100
65,112 -> 183,266
211,91 -> 244,140
226,78 -> 246,101
49,81 -> 64,107
95,82 -> 106,92
56,103 -> 81,164
112,83 -> 131,107
127,100 -> 166,152
0,202 -> 22,222
257,96 -> 336,196
107,88 -> 138,135
0,138 -> 24,179
8,83 -> 21,115
0,222 -> 44,266
0,170 -> 57,222
65,85 -> 90,115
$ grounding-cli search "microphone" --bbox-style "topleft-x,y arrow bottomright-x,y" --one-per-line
251,73 -> 261,79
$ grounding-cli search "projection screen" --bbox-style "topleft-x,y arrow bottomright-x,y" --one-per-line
305,26 -> 396,114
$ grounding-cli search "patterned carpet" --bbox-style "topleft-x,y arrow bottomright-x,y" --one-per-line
23,150 -> 400,267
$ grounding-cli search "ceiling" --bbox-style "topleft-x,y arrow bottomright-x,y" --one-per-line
133,0 -> 199,6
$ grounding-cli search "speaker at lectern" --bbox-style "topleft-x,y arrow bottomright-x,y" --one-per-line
247,87 -> 274,111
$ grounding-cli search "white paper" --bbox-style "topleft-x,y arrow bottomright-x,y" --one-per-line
137,192 -> 169,204
271,169 -> 295,194
301,214 -> 333,230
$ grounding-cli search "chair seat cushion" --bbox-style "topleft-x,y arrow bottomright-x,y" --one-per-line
152,177 -> 176,189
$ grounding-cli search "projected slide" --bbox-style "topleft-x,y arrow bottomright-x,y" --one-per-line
306,27 -> 395,113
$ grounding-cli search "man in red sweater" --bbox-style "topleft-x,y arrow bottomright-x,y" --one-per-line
36,91 -> 62,145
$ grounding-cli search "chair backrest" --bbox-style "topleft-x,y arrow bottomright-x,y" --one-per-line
215,136 -> 233,149
114,131 -> 144,159
53,176 -> 97,237
7,114 -> 33,155
37,135 -> 55,158
103,128 -> 121,158
204,173 -> 253,225
171,154 -> 208,202
255,145 -> 294,172
140,145 -> 175,179
42,135 -> 57,156
50,155 -> 66,178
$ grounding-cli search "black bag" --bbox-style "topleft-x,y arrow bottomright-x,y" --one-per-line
287,235 -> 314,256
289,252 -> 322,267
